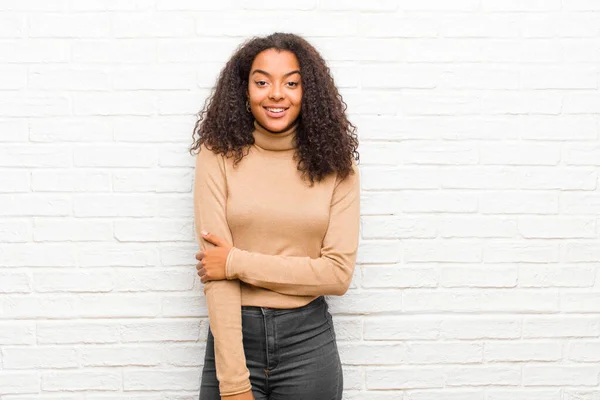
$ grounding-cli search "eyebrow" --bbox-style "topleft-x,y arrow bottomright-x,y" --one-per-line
251,69 -> 301,78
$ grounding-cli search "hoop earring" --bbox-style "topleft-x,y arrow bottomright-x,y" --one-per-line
245,100 -> 251,113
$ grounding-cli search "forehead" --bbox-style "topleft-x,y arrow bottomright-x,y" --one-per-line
250,49 -> 300,74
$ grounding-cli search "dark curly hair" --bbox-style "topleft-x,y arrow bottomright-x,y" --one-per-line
189,32 -> 359,184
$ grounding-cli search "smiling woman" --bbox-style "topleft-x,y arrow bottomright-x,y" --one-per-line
189,32 -> 360,400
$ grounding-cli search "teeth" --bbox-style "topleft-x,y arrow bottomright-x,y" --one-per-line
267,108 -> 285,113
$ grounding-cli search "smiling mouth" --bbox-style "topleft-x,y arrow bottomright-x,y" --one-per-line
264,107 -> 288,113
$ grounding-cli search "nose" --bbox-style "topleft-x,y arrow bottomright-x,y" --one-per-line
268,86 -> 284,101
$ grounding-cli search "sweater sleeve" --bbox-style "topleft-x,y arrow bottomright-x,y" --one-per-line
193,145 -> 251,396
225,162 -> 360,297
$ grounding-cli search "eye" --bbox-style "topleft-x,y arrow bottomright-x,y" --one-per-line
286,81 -> 299,87
255,80 -> 267,87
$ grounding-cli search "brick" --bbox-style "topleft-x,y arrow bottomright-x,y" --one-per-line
42,370 -> 121,391
361,167 -> 440,190
0,65 -> 27,89
366,367 -> 444,389
72,40 -> 155,63
113,116 -> 193,142
439,265 -> 517,288
562,293 -> 600,313
359,15 -> 437,37
519,265 -> 597,288
362,216 -> 436,239
408,391 -> 484,400
73,145 -> 158,167
446,366 -> 520,386
480,191 -> 558,214
403,290 -> 558,313
362,265 -> 437,289
33,219 -> 113,242
0,120 -> 28,142
523,316 -> 600,338
113,170 -> 193,193
29,67 -> 111,91
0,271 -> 31,293
404,241 -> 482,263
77,243 -> 158,267
520,116 -> 598,141
28,13 -> 110,38
0,145 -> 71,167
33,270 -> 113,293
0,372 -> 39,394
338,342 -> 407,365
405,342 -> 482,364
80,346 -> 163,367
484,241 -> 559,263
0,322 -> 35,345
113,13 -> 195,38
123,368 -> 199,390
487,389 -> 561,400
482,0 -> 560,11
567,341 -> 600,362
355,240 -> 402,264
0,93 -> 70,117
401,141 -> 478,165
32,170 -> 111,192
0,40 -> 69,62
360,192 -> 403,215
37,321 -> 120,344
403,191 -> 478,213
364,316 -> 440,340
485,341 -> 562,362
440,317 -> 521,339
72,92 -> 156,116
0,243 -> 77,267
3,347 -> 78,369
0,220 -> 32,242
113,268 -> 195,292
518,217 -> 596,238
523,365 -> 600,386
439,216 -> 517,238
114,218 -> 194,242
0,14 -> 26,38
480,143 -> 560,165
120,319 -> 204,342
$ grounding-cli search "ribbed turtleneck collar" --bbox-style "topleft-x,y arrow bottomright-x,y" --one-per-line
252,120 -> 297,151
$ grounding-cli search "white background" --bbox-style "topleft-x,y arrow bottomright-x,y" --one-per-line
1,0 -> 600,399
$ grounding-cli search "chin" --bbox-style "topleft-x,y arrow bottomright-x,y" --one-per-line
262,120 -> 292,133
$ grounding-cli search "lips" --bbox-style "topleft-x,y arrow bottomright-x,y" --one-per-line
264,106 -> 288,118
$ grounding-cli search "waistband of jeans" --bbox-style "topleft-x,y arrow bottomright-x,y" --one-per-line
241,296 -> 325,316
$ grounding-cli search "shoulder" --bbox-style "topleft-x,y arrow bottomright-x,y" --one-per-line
196,144 -> 225,167
335,159 -> 360,187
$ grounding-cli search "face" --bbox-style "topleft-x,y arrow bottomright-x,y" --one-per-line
247,48 -> 302,133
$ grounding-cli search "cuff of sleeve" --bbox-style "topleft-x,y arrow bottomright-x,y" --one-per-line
220,381 -> 252,397
225,247 -> 238,280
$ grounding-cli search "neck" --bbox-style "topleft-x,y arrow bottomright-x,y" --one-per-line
252,120 -> 297,151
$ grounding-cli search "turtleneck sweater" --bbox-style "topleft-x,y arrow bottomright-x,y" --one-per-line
193,120 -> 360,396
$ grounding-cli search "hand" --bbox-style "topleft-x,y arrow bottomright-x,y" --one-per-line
196,231 -> 232,283
222,390 -> 255,400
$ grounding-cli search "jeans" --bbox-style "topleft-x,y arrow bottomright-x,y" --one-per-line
199,296 -> 343,400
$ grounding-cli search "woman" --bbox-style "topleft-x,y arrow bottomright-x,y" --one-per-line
190,32 -> 360,400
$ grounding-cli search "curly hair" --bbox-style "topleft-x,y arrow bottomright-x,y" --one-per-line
189,32 -> 359,184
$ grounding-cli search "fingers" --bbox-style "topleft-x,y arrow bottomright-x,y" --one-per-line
201,231 -> 224,247
195,251 -> 204,261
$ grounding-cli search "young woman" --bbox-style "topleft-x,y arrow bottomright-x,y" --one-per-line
190,32 -> 360,400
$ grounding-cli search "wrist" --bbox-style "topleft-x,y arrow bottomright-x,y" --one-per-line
225,247 -> 237,279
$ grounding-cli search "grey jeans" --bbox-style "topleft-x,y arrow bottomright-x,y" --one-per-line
199,296 -> 343,400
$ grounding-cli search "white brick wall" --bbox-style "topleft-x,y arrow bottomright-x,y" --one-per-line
1,0 -> 599,398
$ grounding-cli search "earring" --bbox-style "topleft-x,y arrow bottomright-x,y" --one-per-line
245,100 -> 251,112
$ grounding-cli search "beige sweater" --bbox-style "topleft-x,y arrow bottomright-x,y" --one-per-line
193,121 -> 360,396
